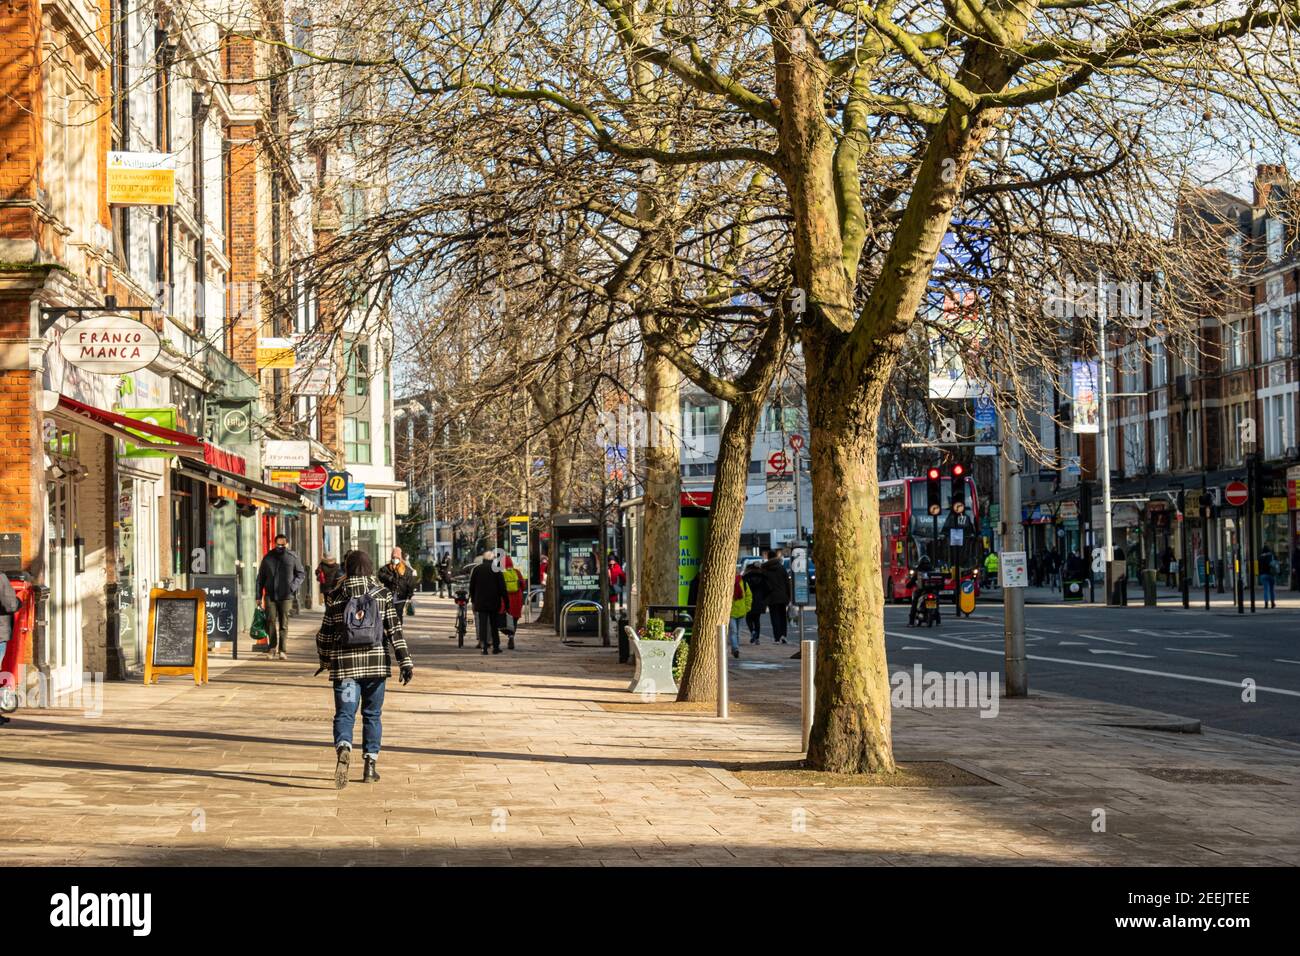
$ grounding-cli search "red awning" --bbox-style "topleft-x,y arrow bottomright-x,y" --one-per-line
54,395 -> 205,458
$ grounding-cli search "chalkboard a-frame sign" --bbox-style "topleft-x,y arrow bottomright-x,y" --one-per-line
145,588 -> 208,685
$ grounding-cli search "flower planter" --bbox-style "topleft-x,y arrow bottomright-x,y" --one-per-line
627,631 -> 682,696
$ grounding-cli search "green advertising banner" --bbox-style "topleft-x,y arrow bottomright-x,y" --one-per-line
678,515 -> 708,606
117,406 -> 179,458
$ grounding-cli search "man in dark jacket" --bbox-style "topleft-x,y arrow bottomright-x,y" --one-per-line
469,550 -> 508,655
437,552 -> 453,597
256,534 -> 306,660
316,549 -> 413,788
761,550 -> 792,644
377,548 -> 417,619
741,560 -> 767,643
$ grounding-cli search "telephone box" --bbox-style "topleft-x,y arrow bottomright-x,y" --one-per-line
552,514 -> 601,634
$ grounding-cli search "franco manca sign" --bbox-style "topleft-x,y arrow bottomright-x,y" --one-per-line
58,316 -> 162,374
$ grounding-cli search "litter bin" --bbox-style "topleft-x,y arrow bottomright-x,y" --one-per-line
1063,578 -> 1086,603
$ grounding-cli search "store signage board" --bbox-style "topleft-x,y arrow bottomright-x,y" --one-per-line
145,587 -> 208,685
58,316 -> 161,374
270,469 -> 302,483
256,337 -> 297,369
193,575 -> 238,659
327,481 -> 367,512
298,466 -> 328,491
107,151 -> 176,206
325,471 -> 350,501
264,440 -> 310,468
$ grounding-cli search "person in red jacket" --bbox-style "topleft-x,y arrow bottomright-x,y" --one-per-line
501,555 -> 525,650
607,555 -> 626,613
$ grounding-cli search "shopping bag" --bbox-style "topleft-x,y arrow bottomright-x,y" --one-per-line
250,606 -> 269,640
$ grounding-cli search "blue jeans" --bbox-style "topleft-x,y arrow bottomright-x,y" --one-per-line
728,618 -> 742,651
1261,574 -> 1276,605
333,677 -> 386,757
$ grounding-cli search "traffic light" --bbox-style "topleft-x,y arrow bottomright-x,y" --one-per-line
950,463 -> 966,514
1177,489 -> 1186,515
926,467 -> 942,516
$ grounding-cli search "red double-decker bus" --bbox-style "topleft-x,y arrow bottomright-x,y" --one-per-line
880,473 -> 980,601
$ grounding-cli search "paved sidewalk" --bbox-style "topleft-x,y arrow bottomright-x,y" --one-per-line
2,597 -> 1297,865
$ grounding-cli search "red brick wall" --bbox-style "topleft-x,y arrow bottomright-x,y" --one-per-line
0,297 -> 44,577
0,0 -> 43,243
227,126 -> 259,376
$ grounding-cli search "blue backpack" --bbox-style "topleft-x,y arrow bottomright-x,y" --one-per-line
342,591 -> 384,648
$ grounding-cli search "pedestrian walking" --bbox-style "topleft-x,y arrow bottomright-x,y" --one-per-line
316,549 -> 413,788
316,554 -> 344,597
761,549 -> 791,645
607,555 -> 626,613
420,561 -> 437,593
742,559 -> 767,643
501,554 -> 525,650
0,573 -> 20,727
729,572 -> 752,659
1259,545 -> 1278,609
437,551 -> 453,598
256,534 -> 306,660
469,550 -> 508,655
378,548 -> 417,619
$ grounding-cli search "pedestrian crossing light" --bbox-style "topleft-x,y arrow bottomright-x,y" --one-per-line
927,467 -> 942,516
950,464 -> 966,514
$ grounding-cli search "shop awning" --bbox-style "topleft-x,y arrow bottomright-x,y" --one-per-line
55,395 -> 206,459
175,461 -> 302,506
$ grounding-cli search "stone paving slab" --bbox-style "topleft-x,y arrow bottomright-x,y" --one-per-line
1,597 -> 1297,865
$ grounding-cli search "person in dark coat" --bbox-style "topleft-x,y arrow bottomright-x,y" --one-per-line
741,560 -> 767,643
437,551 -> 453,597
316,555 -> 345,597
377,548 -> 417,619
760,550 -> 792,644
256,534 -> 306,660
468,550 -> 508,655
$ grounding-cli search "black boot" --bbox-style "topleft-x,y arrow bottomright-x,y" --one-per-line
508,634 -> 515,650
363,756 -> 380,783
333,745 -> 351,789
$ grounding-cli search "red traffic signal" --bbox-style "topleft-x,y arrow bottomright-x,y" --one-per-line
951,464 -> 967,514
926,468 -> 942,515
951,463 -> 965,478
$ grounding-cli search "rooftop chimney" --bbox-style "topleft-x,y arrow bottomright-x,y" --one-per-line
1254,163 -> 1289,207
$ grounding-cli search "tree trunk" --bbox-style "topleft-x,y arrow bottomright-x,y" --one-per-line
538,428 -> 573,626
639,350 -> 681,624
803,341 -> 899,774
676,398 -> 761,701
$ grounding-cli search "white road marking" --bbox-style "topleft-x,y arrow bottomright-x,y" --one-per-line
899,646 -> 930,651
1077,634 -> 1138,646
1058,641 -> 1088,646
883,630 -> 1300,698
1088,649 -> 1156,659
1130,629 -> 1228,640
1164,647 -> 1237,658
1274,659 -> 1300,666
1026,627 -> 1063,634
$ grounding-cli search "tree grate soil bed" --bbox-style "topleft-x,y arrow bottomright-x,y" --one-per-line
1138,767 -> 1283,785
599,699 -> 793,715
724,759 -> 995,789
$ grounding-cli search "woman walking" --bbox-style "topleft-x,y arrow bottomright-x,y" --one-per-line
316,549 -> 414,788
